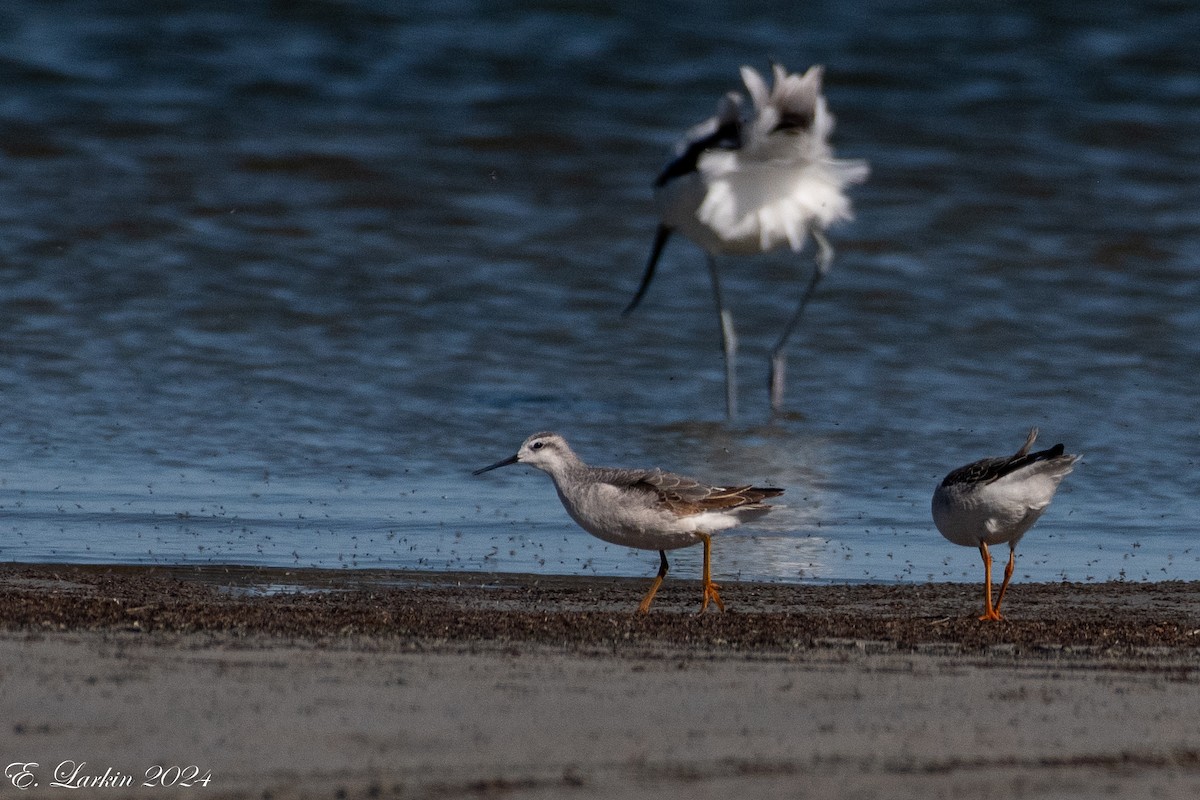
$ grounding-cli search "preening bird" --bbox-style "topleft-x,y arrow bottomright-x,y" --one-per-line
932,428 -> 1080,621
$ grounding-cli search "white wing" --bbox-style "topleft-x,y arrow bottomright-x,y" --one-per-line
694,64 -> 868,253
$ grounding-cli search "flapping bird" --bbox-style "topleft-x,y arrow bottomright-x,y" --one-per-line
623,63 -> 868,418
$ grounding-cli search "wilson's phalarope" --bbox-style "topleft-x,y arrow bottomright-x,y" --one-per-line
473,432 -> 783,613
932,428 -> 1080,621
623,63 -> 869,418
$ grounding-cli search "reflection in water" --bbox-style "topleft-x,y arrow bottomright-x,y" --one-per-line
719,535 -> 832,582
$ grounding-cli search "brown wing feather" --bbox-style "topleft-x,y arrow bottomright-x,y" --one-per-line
634,469 -> 783,516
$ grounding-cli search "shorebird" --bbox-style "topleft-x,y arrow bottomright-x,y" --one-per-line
472,432 -> 783,613
932,428 -> 1080,621
623,63 -> 869,418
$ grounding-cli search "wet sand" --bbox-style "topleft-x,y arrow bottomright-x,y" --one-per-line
3,563 -> 1200,798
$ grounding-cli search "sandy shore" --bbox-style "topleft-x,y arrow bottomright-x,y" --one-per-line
3,563 -> 1200,799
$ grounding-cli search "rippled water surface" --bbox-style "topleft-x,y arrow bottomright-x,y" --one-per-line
2,1 -> 1198,586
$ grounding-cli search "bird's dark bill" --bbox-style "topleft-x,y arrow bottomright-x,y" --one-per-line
472,453 -> 520,475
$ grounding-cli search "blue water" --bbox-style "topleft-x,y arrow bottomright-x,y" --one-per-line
1,1 -> 1198,586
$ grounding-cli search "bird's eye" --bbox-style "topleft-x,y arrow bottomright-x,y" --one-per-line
531,441 -> 544,451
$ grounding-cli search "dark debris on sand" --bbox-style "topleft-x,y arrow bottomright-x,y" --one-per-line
2,563 -> 1199,662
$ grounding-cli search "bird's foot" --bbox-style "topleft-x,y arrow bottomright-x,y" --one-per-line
978,608 -> 1004,622
698,580 -> 725,614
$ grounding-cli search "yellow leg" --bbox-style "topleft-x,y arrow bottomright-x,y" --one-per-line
637,550 -> 669,614
697,532 -> 724,614
993,547 -> 1016,616
978,542 -> 1002,621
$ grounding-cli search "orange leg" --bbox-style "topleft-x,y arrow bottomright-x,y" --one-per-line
697,532 -> 724,614
637,550 -> 669,614
978,542 -> 1003,621
993,547 -> 1017,616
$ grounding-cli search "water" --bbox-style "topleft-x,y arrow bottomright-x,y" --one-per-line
1,1 -> 1198,587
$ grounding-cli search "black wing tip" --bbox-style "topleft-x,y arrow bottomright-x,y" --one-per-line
940,439 -> 1074,489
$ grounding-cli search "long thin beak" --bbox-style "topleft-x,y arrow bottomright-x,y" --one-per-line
472,453 -> 520,476
621,224 -> 672,317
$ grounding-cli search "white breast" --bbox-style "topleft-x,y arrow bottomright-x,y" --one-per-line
554,481 -> 747,552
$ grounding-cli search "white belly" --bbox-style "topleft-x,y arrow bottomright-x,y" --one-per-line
556,482 -> 740,552
932,480 -> 1051,548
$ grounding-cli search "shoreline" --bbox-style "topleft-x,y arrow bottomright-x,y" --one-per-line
2,562 -> 1200,658
4,563 -> 1200,799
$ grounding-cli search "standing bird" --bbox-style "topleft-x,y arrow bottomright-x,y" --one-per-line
932,429 -> 1080,621
623,63 -> 869,418
472,432 -> 782,613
